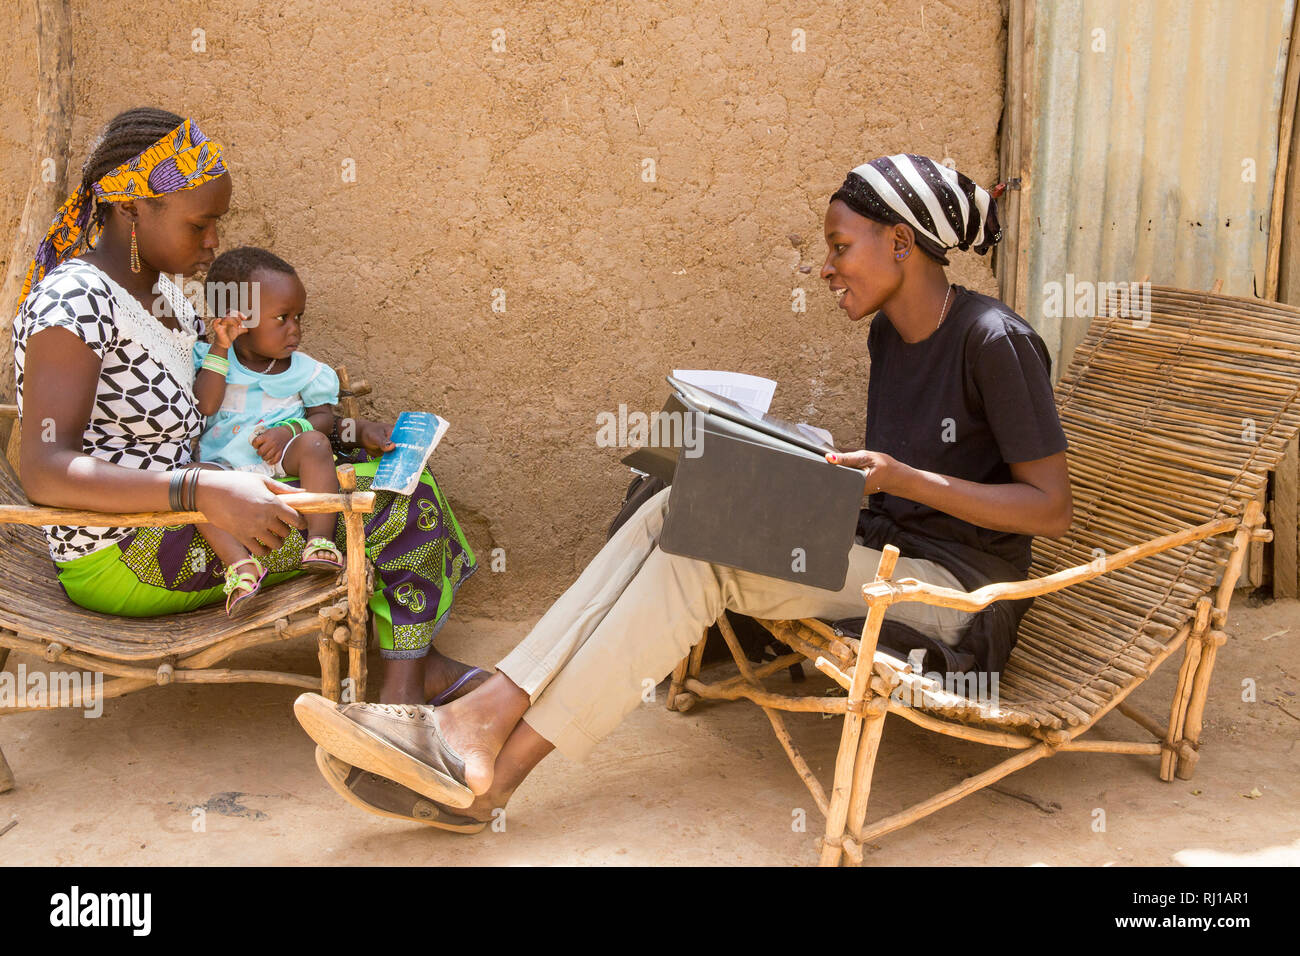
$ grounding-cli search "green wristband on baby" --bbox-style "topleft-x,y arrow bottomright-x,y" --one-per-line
271,417 -> 313,437
200,352 -> 230,375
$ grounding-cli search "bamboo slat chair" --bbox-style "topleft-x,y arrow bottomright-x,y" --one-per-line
663,286 -> 1300,866
0,367 -> 377,794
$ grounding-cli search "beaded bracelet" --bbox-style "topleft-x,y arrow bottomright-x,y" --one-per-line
328,415 -> 346,454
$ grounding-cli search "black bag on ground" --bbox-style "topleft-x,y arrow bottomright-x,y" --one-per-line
607,473 -> 804,679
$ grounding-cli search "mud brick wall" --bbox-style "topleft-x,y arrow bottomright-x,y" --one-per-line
0,1 -> 1006,615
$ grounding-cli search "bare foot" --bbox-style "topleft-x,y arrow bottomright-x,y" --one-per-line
377,652 -> 488,706
432,674 -> 530,796
422,651 -> 490,704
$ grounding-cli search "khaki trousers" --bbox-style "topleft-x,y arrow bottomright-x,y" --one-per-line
497,487 -> 972,761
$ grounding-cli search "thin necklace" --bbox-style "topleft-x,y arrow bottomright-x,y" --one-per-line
236,348 -> 278,373
936,284 -> 954,330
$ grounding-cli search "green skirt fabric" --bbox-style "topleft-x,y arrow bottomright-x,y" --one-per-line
54,458 -> 477,660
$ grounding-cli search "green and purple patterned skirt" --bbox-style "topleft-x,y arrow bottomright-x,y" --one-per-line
54,458 -> 477,660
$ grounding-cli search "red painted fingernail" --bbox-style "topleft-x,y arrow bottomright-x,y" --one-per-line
828,454 -> 838,463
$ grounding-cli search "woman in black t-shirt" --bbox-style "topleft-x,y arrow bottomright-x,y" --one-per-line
821,154 -> 1072,674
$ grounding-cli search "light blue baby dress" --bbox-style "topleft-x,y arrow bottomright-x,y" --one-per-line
193,342 -> 340,475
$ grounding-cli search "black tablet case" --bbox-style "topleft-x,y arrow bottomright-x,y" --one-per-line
623,381 -> 864,591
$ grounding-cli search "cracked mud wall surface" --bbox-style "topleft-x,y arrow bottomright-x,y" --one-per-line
1,2 -> 1006,617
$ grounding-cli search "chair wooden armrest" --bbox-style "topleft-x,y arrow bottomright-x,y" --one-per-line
0,405 -> 18,420
0,490 -> 374,528
863,510 -> 1259,613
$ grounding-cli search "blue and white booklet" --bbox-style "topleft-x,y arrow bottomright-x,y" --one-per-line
370,411 -> 450,495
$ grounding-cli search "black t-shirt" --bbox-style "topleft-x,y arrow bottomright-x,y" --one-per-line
860,284 -> 1068,584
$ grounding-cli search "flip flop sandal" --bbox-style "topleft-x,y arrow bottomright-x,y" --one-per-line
429,666 -> 490,706
314,747 -> 487,834
301,536 -> 345,573
223,556 -> 267,617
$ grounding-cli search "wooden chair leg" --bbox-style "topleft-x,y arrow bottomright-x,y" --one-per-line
1177,627 -> 1227,779
1172,501 -> 1265,779
669,629 -> 709,713
821,696 -> 885,866
843,706 -> 888,865
318,629 -> 342,702
1161,635 -> 1202,780
1163,505 -> 1261,779
1161,597 -> 1210,781
338,464 -> 369,703
347,627 -> 367,703
0,647 -> 11,793
665,653 -> 691,711
687,633 -> 706,680
820,546 -> 899,867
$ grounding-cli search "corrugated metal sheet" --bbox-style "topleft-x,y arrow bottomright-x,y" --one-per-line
1023,0 -> 1294,374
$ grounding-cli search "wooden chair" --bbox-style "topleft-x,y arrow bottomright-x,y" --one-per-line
0,367 -> 376,794
664,286 -> 1300,866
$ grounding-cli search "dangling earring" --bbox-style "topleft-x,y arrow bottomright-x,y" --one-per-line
130,221 -> 141,274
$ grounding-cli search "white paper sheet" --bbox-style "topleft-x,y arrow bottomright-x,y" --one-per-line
795,422 -> 835,447
672,369 -> 777,415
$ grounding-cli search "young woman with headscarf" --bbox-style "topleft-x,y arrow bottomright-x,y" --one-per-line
294,155 -> 1072,834
13,107 -> 484,707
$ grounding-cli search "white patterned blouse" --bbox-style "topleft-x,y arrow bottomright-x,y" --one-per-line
12,259 -> 205,562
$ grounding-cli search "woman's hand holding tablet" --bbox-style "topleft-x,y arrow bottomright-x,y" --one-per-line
826,449 -> 907,496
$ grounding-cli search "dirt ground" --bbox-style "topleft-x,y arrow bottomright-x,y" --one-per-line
1,597 -> 1297,867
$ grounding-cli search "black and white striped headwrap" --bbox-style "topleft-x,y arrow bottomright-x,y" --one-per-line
830,154 -> 1002,265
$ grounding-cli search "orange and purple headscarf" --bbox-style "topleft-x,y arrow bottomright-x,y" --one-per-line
18,118 -> 227,312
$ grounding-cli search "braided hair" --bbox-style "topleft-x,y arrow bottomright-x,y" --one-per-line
80,107 -> 185,227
